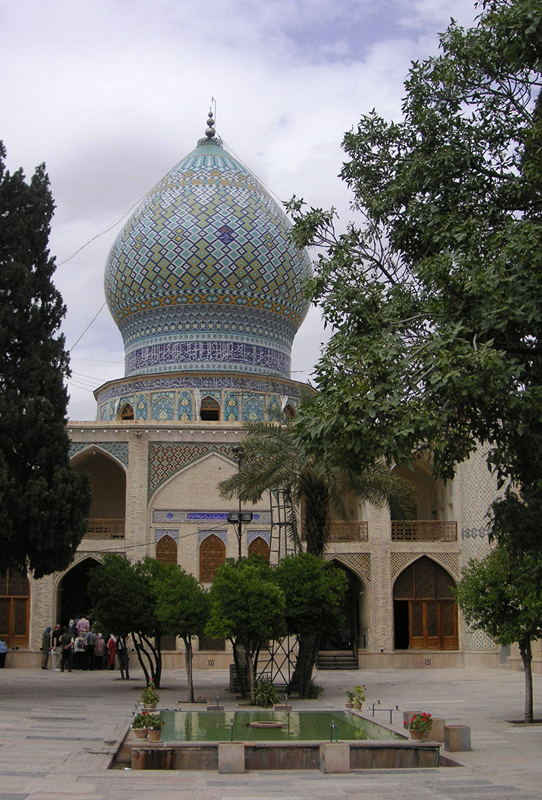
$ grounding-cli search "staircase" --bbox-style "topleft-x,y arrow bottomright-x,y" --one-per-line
317,650 -> 359,670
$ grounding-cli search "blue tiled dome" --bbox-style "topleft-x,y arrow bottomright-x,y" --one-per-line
104,134 -> 311,380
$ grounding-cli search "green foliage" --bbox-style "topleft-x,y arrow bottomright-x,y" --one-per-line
306,681 -> 323,699
288,1 -> 542,551
274,553 -> 347,638
254,676 -> 279,708
0,143 -> 90,577
153,562 -> 209,641
206,557 -> 286,647
219,422 -> 408,556
408,713 -> 432,734
132,712 -> 149,729
457,545 -> 542,721
457,548 -> 542,646
141,682 -> 159,705
88,555 -> 170,687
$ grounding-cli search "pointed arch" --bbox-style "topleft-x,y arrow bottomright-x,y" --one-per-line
71,447 -> 126,539
199,534 -> 226,582
118,402 -> 134,421
200,395 -> 220,421
248,536 -> 270,562
58,557 -> 101,627
156,534 -> 178,564
393,556 -> 458,650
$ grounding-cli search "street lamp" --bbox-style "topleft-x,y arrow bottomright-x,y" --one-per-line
227,511 -> 254,559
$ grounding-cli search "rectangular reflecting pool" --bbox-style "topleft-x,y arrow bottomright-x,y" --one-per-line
160,710 -> 403,742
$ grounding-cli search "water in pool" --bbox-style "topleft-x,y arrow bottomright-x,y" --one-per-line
159,710 -> 403,742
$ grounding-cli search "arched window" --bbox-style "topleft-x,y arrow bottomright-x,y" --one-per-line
199,534 -> 226,582
156,535 -> 178,564
393,557 -> 458,650
283,404 -> 296,419
200,396 -> 220,421
155,535 -> 178,650
118,403 -> 134,421
0,570 -> 30,649
248,536 -> 270,562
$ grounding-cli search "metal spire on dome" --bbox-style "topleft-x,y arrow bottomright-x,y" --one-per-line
198,99 -> 222,146
205,108 -> 216,139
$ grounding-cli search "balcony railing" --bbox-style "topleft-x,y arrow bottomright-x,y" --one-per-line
391,520 -> 457,542
328,521 -> 369,542
84,518 -> 125,539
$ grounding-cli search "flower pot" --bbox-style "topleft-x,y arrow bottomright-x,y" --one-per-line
147,728 -> 161,741
353,702 -> 362,710
410,729 -> 425,740
144,702 -> 157,709
345,702 -> 353,709
133,728 -> 148,739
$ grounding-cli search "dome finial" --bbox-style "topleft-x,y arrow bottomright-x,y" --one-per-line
205,106 -> 216,139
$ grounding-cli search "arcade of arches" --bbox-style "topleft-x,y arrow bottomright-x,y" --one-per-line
0,570 -> 30,648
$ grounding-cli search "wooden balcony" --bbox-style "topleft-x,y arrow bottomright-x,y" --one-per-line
328,521 -> 369,542
391,520 -> 457,542
84,518 -> 125,539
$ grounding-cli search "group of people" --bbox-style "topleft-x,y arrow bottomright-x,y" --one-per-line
41,618 -> 131,678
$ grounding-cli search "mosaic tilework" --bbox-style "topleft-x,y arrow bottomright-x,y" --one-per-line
149,441 -> 236,496
104,139 -> 311,380
95,373 -> 303,404
68,441 -> 129,467
224,391 -> 240,422
177,391 -> 193,421
151,392 -> 175,421
242,393 -> 265,422
126,339 -> 289,376
135,394 -> 149,420
155,528 -> 179,541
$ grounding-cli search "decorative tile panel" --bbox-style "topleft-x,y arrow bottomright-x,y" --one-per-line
69,441 -> 129,467
149,442 -> 236,495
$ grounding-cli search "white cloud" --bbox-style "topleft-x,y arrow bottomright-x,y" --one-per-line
0,0 -> 477,419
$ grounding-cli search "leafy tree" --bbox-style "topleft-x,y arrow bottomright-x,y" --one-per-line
457,547 -> 542,722
0,143 -> 90,578
274,553 -> 347,697
219,422 -> 408,556
206,556 -> 286,703
287,0 -> 542,550
89,555 -> 169,687
153,563 -> 209,702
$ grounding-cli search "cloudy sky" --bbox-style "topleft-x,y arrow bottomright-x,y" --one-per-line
1,0 -> 478,420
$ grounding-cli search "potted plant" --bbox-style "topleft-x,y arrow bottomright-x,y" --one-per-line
345,690 -> 355,708
132,712 -> 149,739
145,713 -> 164,741
352,685 -> 367,710
408,712 -> 432,740
141,681 -> 159,708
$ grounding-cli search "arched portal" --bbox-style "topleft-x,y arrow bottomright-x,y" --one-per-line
58,558 -> 100,627
199,534 -> 226,582
393,556 -> 458,650
71,448 -> 126,540
320,561 -> 363,650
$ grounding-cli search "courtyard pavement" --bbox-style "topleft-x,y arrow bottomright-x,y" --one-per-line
0,663 -> 541,800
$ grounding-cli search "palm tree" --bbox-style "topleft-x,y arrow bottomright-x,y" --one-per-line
219,420 -> 410,696
219,421 -> 409,556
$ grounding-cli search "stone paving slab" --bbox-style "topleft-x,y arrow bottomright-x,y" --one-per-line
1,665 -> 541,799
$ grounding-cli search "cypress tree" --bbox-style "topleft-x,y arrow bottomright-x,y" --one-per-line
0,142 -> 90,578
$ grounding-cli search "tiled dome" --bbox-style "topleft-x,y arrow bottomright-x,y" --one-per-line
104,126 -> 311,380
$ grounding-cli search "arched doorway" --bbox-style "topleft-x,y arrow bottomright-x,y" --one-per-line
248,536 -> 270,562
393,556 -> 458,650
320,561 -> 363,650
58,558 -> 100,627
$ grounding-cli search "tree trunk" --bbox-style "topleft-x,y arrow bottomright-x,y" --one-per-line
290,632 -> 318,697
519,636 -> 534,723
232,641 -> 248,697
132,632 -> 162,688
246,643 -> 256,705
131,632 -> 151,685
184,636 -> 194,702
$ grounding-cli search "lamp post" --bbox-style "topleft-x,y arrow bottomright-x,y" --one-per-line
228,446 -> 253,559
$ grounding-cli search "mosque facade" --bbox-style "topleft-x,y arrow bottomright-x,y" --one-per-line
5,115 -> 539,673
